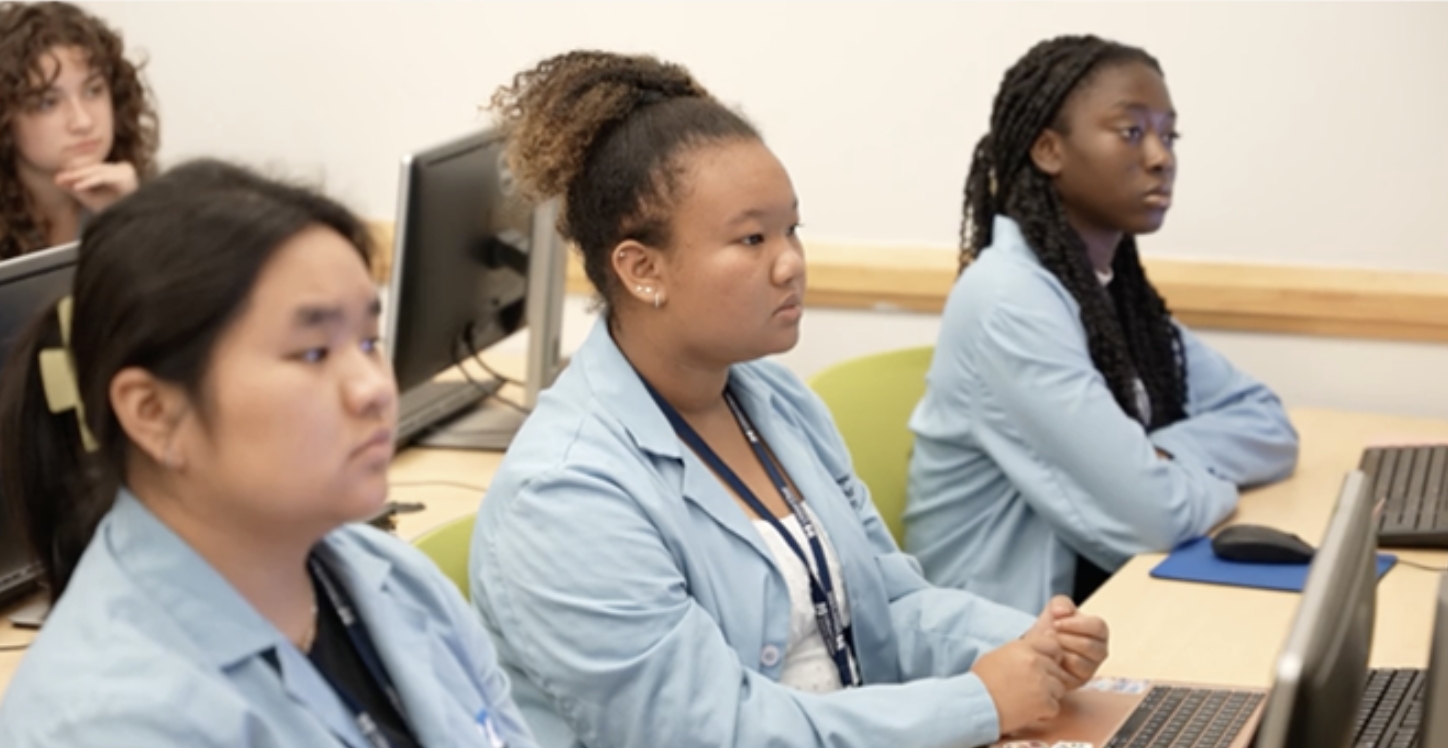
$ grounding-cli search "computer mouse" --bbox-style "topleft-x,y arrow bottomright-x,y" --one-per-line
1210,524 -> 1315,564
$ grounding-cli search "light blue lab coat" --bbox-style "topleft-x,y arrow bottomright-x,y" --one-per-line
906,215 -> 1300,613
470,319 -> 1036,748
0,490 -> 537,748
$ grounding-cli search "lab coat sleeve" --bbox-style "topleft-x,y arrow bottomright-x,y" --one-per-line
967,295 -> 1241,570
478,467 -> 1014,748
851,465 -> 1038,679
1147,324 -> 1299,486
4,693 -> 225,747
429,547 -> 540,748
788,371 -> 1038,677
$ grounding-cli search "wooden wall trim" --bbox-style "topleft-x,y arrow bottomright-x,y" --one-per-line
368,221 -> 1448,344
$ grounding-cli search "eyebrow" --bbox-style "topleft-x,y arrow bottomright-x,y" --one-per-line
32,72 -> 105,97
725,199 -> 800,228
291,298 -> 380,329
292,305 -> 344,329
1114,101 -> 1177,117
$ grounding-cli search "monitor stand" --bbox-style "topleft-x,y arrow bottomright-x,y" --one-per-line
415,397 -> 527,451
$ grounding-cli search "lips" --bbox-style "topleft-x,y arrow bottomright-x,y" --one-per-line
352,428 -> 394,460
775,293 -> 803,318
1143,188 -> 1172,209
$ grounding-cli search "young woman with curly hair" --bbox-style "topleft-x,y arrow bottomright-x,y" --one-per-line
0,1 -> 159,259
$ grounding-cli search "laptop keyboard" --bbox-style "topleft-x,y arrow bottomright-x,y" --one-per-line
1098,668 -> 1426,748
1355,668 -> 1426,748
1360,445 -> 1448,548
1104,686 -> 1263,748
396,379 -> 499,446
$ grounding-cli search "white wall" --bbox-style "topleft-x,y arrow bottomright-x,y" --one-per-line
81,1 -> 1448,418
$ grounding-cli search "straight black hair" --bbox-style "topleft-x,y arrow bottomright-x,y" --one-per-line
0,158 -> 373,599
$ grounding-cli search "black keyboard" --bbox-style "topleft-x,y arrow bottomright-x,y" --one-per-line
395,379 -> 500,447
1360,445 -> 1448,548
1105,686 -> 1263,748
1355,668 -> 1426,748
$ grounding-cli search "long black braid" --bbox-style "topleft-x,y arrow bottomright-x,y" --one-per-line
960,35 -> 1187,430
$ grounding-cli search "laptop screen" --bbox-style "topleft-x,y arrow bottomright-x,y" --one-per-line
1253,470 -> 1377,748
1421,571 -> 1448,748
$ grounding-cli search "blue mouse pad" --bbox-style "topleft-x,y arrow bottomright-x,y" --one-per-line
1149,536 -> 1397,592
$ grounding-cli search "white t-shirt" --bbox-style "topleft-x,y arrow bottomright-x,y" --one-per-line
753,504 -> 853,693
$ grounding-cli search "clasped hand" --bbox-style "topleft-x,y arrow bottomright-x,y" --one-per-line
971,595 -> 1110,735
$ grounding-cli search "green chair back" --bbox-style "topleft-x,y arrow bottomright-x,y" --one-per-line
411,514 -> 477,601
807,346 -> 934,546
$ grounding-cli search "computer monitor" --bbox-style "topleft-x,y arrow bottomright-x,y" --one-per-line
0,241 -> 78,606
385,128 -> 567,450
1255,469 -> 1377,748
1420,571 -> 1448,748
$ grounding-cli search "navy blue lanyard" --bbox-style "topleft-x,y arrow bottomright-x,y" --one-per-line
308,555 -> 407,748
642,378 -> 861,688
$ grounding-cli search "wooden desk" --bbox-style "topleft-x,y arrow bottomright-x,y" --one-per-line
0,597 -> 32,691
1084,406 -> 1448,687
3,406 -> 1446,697
387,443 -> 502,539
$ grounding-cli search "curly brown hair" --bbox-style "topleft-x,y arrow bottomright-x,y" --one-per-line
490,50 -> 757,306
0,1 -> 159,259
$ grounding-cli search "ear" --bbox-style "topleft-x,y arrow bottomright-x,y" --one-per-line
1030,128 -> 1066,177
610,239 -> 668,307
109,366 -> 193,469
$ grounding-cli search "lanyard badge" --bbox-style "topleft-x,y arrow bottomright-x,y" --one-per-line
641,375 -> 862,688
475,709 -> 509,748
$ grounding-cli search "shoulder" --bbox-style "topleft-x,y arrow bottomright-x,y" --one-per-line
0,638 -> 228,747
732,358 -> 855,476
735,357 -> 835,433
478,414 -> 660,569
0,698 -> 216,747
328,522 -> 439,578
325,524 -> 464,614
498,347 -> 641,480
941,260 -> 1085,364
945,236 -> 1079,340
0,517 -> 251,744
1171,319 -> 1210,353
5,546 -> 210,696
485,332 -> 680,514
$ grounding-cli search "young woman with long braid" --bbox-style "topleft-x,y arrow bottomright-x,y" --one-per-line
905,35 -> 1300,613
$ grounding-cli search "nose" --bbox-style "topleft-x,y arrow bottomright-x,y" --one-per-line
342,347 -> 398,422
65,95 -> 93,132
1144,131 -> 1175,175
772,236 -> 806,288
